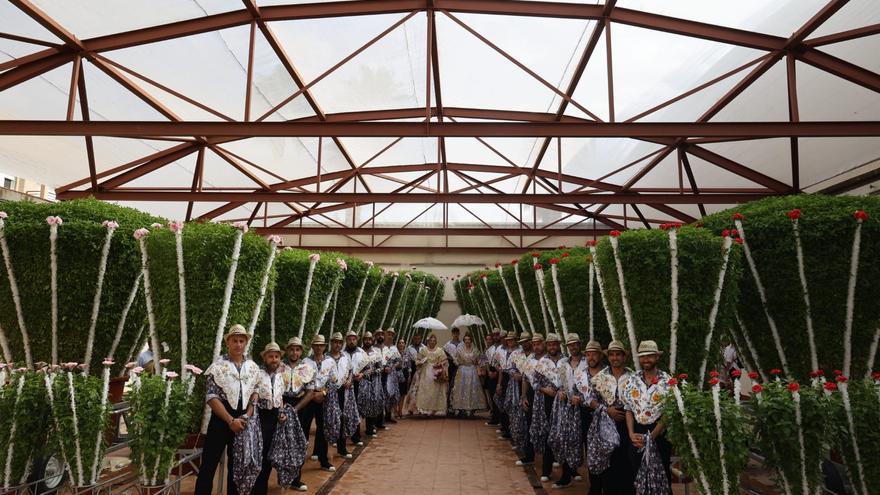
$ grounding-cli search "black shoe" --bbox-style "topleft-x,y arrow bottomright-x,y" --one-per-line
501,433 -> 512,439
486,421 -> 500,426
386,418 -> 398,424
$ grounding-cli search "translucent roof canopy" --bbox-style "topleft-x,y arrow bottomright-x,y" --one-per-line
1,0 -> 879,251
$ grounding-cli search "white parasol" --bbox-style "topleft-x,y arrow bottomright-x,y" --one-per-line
451,314 -> 485,329
412,317 -> 448,330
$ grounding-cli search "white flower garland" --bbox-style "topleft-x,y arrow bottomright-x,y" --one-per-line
497,265 -> 526,332
481,276 -> 503,332
346,261 -> 373,333
790,217 -> 819,372
107,273 -> 143,361
43,373 -> 72,486
549,263 -> 570,341
245,239 -> 279,354
671,385 -> 713,495
698,236 -> 734,385
839,382 -> 869,495
843,217 -> 864,377
735,219 -> 789,375
791,390 -> 809,495
711,382 -> 730,495
377,273 -> 399,330
0,215 -> 33,367
269,291 -> 276,343
532,256 -> 554,332
733,377 -> 742,407
2,374 -> 25,487
297,254 -> 320,339
84,222 -> 117,370
66,371 -> 85,486
868,328 -> 880,377
90,364 -> 111,484
513,263 -> 536,333
357,269 -> 387,332
589,246 -> 620,342
668,229 -> 680,374
588,261 -> 595,342
609,236 -> 639,360
120,324 -> 146,377
136,229 -> 162,374
211,227 -> 244,364
169,223 -> 189,376
48,218 -> 60,366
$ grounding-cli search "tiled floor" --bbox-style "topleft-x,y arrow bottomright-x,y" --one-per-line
329,416 -> 536,495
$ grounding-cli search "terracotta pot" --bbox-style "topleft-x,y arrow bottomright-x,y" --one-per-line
108,376 -> 127,404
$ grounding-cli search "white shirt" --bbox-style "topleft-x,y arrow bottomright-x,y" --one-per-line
345,347 -> 369,374
329,352 -> 352,386
311,355 -> 337,390
558,356 -> 588,395
443,339 -> 463,357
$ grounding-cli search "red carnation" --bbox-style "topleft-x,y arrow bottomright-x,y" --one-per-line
480,274 -> 487,279
788,209 -> 801,220
733,238 -> 743,245
752,384 -> 763,393
708,378 -> 720,386
678,373 -> 688,380
748,371 -> 759,380
660,223 -> 670,231
731,369 -> 742,378
872,371 -> 880,381
495,262 -> 502,268
770,368 -> 782,375
648,375 -> 658,385
833,369 -> 843,376
586,240 -> 597,247
729,229 -> 739,237
511,259 -> 519,265
836,375 -> 849,383
531,252 -> 541,258
549,258 -> 559,265
533,263 -> 543,270
558,245 -> 566,249
610,230 -> 621,237
467,284 -> 474,290
667,378 -> 678,387
721,229 -> 730,237
732,213 -> 744,221
854,210 -> 869,221
809,369 -> 824,378
824,382 -> 838,391
709,370 -> 720,378
561,252 -> 570,258
788,382 -> 800,393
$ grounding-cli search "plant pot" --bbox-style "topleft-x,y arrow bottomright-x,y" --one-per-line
71,486 -> 96,495
138,485 -> 167,495
108,376 -> 127,404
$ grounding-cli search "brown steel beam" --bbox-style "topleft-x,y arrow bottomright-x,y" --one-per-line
254,226 -> 615,236
58,190 -> 773,204
6,120 -> 880,137
806,23 -> 880,47
0,51 -> 74,92
796,47 -> 880,94
257,245 -> 596,254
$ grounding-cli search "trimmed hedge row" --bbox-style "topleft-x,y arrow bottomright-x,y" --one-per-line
0,199 -> 160,374
700,195 -> 880,379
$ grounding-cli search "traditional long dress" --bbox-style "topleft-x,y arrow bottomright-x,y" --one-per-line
451,345 -> 487,412
414,345 -> 449,415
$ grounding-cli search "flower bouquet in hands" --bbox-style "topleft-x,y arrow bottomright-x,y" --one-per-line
432,362 -> 447,382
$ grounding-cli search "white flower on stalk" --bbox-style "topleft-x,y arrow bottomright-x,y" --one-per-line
232,221 -> 248,233
168,221 -> 184,233
185,364 -> 203,375
45,216 -> 63,225
150,223 -> 163,229
101,220 -> 119,230
309,253 -> 321,262
165,371 -> 179,379
133,228 -> 150,240
366,261 -> 374,267
267,235 -> 282,245
336,258 -> 348,271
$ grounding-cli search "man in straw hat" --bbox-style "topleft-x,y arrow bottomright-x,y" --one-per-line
546,333 -> 588,489
529,333 -> 567,485
253,342 -> 287,494
328,332 -> 355,460
573,340 -> 608,494
516,333 -> 545,467
503,332 -> 531,448
582,340 -> 634,495
195,324 -> 261,495
624,340 -> 673,493
301,334 -> 337,472
481,328 -> 504,427
381,328 -> 403,423
372,329 -> 389,431
493,331 -> 518,439
343,330 -> 367,447
280,336 -> 319,490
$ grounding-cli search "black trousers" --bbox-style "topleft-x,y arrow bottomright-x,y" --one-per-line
299,400 -> 329,466
485,371 -> 499,424
253,408 -> 279,495
194,402 -> 245,495
521,388 -> 535,463
540,393 -> 555,478
498,374 -> 511,435
629,421 -> 670,494
336,387 -> 351,455
351,380 -> 363,443
377,373 -> 387,427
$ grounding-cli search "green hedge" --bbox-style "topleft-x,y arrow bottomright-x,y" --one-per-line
318,254 -> 369,338
538,247 -> 611,344
144,222 -> 274,371
830,377 -> 880,494
516,252 -> 553,334
700,195 -> 880,379
501,262 -> 532,333
252,249 -> 342,358
365,272 -> 402,331
0,199 -> 160,373
595,227 -> 742,378
0,371 -> 51,487
485,269 -> 517,331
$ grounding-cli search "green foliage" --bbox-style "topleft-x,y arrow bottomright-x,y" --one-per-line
751,379 -> 834,494
366,273 -> 404,331
0,199 -> 160,374
501,261 -> 531,332
830,378 -> 880,494
253,249 -> 342,358
319,254 -> 373,339
143,222 -> 274,372
663,382 -> 749,495
127,374 -> 195,486
0,371 -> 51,487
484,269 -> 516,331
700,195 -> 880,379
537,247 -> 611,344
49,370 -> 111,487
517,252 -> 552,334
594,227 -> 742,377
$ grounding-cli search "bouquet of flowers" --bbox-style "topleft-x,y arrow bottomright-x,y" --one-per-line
432,362 -> 447,382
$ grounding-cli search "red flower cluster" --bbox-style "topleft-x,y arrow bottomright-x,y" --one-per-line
558,245 -> 567,249
788,382 -> 800,393
533,263 -> 543,270
854,210 -> 869,221
809,369 -> 825,378
833,369 -> 843,376
733,238 -> 744,245
836,375 -> 849,383
752,384 -> 763,393
709,370 -> 720,378
586,240 -> 597,247
769,368 -> 782,376
824,382 -> 838,391
549,258 -> 560,265
610,230 -> 621,237
872,371 -> 880,381
731,370 -> 742,378
694,222 -> 704,228
495,262 -> 502,268
667,378 -> 678,387
659,222 -> 683,231
466,284 -> 474,290
708,378 -> 720,386
561,252 -> 570,258
480,274 -> 487,279
732,213 -> 744,221
787,209 -> 801,220
678,373 -> 688,380
530,252 -> 541,258
748,371 -> 759,380
511,259 -> 519,265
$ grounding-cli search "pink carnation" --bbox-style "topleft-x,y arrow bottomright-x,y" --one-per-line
0,364 -> 5,369
233,221 -> 248,232
185,364 -> 203,375
0,211 -> 7,219
64,362 -> 78,370
151,223 -> 163,229
16,367 -> 27,373
336,258 -> 348,271
77,363 -> 89,371
132,366 -> 144,374
45,216 -> 63,226
169,221 -> 184,233
159,358 -> 170,365
165,371 -> 179,379
133,228 -> 150,240
309,253 -> 321,263
268,235 -> 282,245
125,362 -> 136,369
102,220 -> 119,229
102,359 -> 114,366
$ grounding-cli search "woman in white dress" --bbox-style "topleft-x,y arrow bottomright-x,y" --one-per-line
414,334 -> 449,416
450,334 -> 487,416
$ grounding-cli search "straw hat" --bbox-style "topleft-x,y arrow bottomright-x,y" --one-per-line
386,328 -> 396,334
345,330 -> 359,338
518,332 -> 531,342
605,340 -> 627,354
531,333 -> 545,343
260,342 -> 282,359
565,334 -> 581,345
504,331 -> 517,340
311,334 -> 327,346
286,336 -> 303,349
331,332 -> 344,342
224,324 -> 249,341
363,331 -> 374,339
545,333 -> 561,343
584,340 -> 603,353
491,328 -> 502,335
637,340 -> 663,356
374,328 -> 385,335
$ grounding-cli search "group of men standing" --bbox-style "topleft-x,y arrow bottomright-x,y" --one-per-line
481,328 -> 674,494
